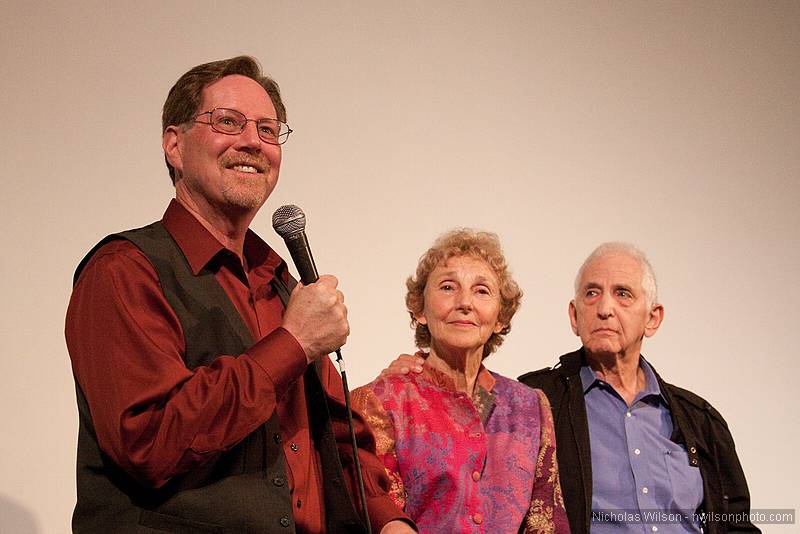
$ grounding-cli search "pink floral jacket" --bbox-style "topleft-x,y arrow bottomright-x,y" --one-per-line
352,361 -> 570,534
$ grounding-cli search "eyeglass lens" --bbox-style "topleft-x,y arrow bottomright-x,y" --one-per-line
210,108 -> 289,144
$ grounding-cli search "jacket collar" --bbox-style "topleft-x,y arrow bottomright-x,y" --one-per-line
557,348 -> 587,376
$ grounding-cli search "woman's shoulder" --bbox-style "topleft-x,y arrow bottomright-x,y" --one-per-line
366,370 -> 428,398
489,371 -> 545,404
492,372 -> 550,409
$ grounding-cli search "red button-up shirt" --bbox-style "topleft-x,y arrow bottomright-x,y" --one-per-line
66,200 -> 406,532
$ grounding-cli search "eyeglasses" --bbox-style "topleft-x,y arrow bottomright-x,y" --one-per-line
193,107 -> 292,145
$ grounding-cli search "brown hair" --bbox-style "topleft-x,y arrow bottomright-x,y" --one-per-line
161,55 -> 286,183
406,229 -> 523,358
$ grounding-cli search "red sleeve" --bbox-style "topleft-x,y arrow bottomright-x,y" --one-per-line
351,381 -> 406,510
320,363 -> 414,532
65,240 -> 307,488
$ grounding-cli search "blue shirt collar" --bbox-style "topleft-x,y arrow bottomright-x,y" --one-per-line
580,356 -> 667,405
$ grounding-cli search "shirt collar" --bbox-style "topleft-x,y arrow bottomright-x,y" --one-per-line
579,364 -> 596,393
418,351 -> 497,394
639,357 -> 664,402
580,356 -> 667,405
161,199 -> 282,278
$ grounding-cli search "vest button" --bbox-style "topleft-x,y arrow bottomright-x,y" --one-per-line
280,517 -> 291,527
290,442 -> 299,452
274,433 -> 282,444
273,476 -> 285,487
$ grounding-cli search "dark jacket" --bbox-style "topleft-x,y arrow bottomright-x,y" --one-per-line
519,348 -> 759,534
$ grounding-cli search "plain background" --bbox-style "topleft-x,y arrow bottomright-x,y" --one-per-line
2,1 -> 798,531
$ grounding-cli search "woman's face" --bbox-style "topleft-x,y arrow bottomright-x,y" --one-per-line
416,255 -> 505,356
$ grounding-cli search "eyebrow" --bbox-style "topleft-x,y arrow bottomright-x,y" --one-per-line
582,282 -> 637,294
433,272 -> 497,285
214,107 -> 278,120
433,270 -> 458,281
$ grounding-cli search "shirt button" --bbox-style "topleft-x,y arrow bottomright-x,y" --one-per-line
642,486 -> 649,494
634,448 -> 641,455
290,442 -> 299,452
626,411 -> 632,418
472,513 -> 483,524
651,526 -> 658,532
280,517 -> 291,527
472,470 -> 481,482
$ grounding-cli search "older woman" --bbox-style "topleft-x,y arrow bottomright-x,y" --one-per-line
352,229 -> 569,534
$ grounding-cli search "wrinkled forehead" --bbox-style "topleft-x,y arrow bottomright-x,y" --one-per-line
431,253 -> 499,283
579,253 -> 644,289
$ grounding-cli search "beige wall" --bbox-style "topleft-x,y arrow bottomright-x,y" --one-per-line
2,1 -> 798,531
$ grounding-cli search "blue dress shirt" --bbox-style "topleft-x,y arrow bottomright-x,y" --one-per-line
581,359 -> 704,533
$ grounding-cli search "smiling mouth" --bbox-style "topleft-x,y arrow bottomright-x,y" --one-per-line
230,164 -> 261,174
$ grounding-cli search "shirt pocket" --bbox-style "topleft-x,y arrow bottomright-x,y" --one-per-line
663,447 -> 704,513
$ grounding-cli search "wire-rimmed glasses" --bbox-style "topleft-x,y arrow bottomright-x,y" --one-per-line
193,107 -> 292,145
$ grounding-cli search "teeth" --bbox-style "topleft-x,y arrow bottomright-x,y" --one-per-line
232,165 -> 258,173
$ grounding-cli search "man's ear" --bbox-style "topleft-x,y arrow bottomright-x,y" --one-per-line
568,300 -> 579,336
163,126 -> 183,176
644,304 -> 664,338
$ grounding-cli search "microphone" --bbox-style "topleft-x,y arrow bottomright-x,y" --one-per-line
271,205 -> 318,285
271,204 -> 372,533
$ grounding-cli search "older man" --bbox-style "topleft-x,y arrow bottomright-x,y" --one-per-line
519,243 -> 758,533
66,56 -> 413,533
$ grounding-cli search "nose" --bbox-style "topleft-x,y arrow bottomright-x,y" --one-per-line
596,292 -> 615,319
456,289 -> 473,311
235,120 -> 263,150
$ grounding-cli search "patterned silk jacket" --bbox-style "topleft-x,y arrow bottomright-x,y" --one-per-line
352,359 -> 570,534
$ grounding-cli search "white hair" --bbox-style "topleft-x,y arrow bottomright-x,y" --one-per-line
574,242 -> 658,309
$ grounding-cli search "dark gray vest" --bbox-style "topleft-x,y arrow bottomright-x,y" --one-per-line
71,222 -> 366,533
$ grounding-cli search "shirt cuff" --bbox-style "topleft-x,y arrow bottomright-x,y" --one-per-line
246,327 -> 308,401
367,494 -> 416,533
